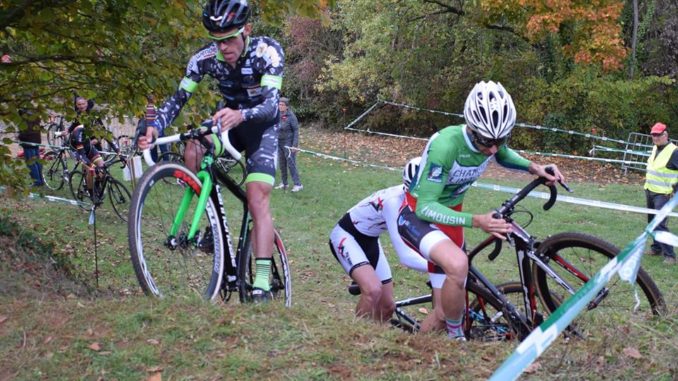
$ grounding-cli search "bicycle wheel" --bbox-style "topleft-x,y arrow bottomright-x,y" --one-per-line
42,151 -> 66,190
46,123 -> 65,148
466,281 -> 529,342
237,228 -> 292,306
68,170 -> 92,209
107,177 -> 131,222
215,157 -> 246,186
128,162 -> 226,301
533,232 -> 666,339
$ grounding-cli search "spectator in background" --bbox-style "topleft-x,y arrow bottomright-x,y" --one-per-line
18,109 -> 44,187
274,97 -> 303,192
144,94 -> 168,161
644,122 -> 678,265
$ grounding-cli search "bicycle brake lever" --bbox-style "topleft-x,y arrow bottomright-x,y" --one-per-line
487,238 -> 503,261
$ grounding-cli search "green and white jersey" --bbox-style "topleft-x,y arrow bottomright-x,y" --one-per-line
409,125 -> 531,227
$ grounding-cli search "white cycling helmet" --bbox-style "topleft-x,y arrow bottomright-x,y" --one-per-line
463,81 -> 516,139
402,157 -> 421,188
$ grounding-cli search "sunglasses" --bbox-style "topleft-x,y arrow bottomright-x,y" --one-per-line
471,130 -> 510,147
208,26 -> 245,43
651,132 -> 665,137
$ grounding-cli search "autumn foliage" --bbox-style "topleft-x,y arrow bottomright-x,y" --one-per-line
481,0 -> 627,71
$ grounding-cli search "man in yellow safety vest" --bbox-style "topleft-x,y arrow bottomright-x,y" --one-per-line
644,122 -> 678,265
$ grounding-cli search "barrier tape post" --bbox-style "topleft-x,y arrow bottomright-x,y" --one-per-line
88,204 -> 100,289
488,194 -> 678,381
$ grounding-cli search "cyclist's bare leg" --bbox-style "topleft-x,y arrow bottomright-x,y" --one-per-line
429,240 -> 468,338
351,265 -> 395,322
419,288 -> 446,333
248,181 -> 275,292
184,139 -> 206,173
85,157 -> 105,191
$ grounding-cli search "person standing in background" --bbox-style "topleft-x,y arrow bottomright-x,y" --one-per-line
17,109 -> 44,187
274,97 -> 303,192
644,122 -> 678,265
145,94 -> 168,161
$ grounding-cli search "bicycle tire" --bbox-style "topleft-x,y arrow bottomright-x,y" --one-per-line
68,170 -> 91,210
533,232 -> 666,339
466,281 -> 530,342
128,162 -> 226,300
107,177 -> 131,222
42,151 -> 66,190
46,123 -> 65,148
237,228 -> 292,306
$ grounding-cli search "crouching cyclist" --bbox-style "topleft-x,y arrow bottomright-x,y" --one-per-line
398,81 -> 565,340
329,158 -> 441,322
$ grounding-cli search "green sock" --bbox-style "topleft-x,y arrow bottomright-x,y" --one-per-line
253,258 -> 271,291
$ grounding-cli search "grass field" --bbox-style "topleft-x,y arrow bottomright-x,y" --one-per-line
1,147 -> 677,380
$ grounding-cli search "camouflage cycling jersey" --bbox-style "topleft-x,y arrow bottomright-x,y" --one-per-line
154,35 -> 284,133
152,35 -> 284,182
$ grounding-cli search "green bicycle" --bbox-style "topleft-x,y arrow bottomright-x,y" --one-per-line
127,121 -> 291,305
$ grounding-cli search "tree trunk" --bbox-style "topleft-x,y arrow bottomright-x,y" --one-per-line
629,0 -> 639,78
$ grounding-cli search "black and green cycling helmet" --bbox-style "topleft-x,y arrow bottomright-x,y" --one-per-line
202,0 -> 251,33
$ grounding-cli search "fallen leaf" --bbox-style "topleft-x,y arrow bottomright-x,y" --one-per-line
147,371 -> 162,381
525,362 -> 542,374
88,342 -> 101,351
147,366 -> 163,372
418,307 -> 429,315
43,336 -> 53,344
0,315 -> 8,325
147,339 -> 160,345
623,347 -> 642,359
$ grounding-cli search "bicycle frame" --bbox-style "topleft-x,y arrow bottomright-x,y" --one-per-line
147,126 -> 255,300
464,172 -> 609,339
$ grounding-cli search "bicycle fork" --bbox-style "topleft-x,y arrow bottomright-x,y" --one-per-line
167,171 -> 214,248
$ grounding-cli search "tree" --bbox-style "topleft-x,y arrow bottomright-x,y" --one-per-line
0,0 -> 332,190
480,0 -> 628,71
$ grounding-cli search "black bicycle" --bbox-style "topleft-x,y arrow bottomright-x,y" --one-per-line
385,171 -> 665,341
348,278 -> 527,340
41,140 -> 80,191
68,155 -> 132,222
127,121 -> 291,305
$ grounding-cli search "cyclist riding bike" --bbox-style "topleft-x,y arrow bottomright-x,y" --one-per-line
57,96 -> 118,152
329,158 -> 439,322
67,122 -> 105,198
138,0 -> 284,302
397,80 -> 565,340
